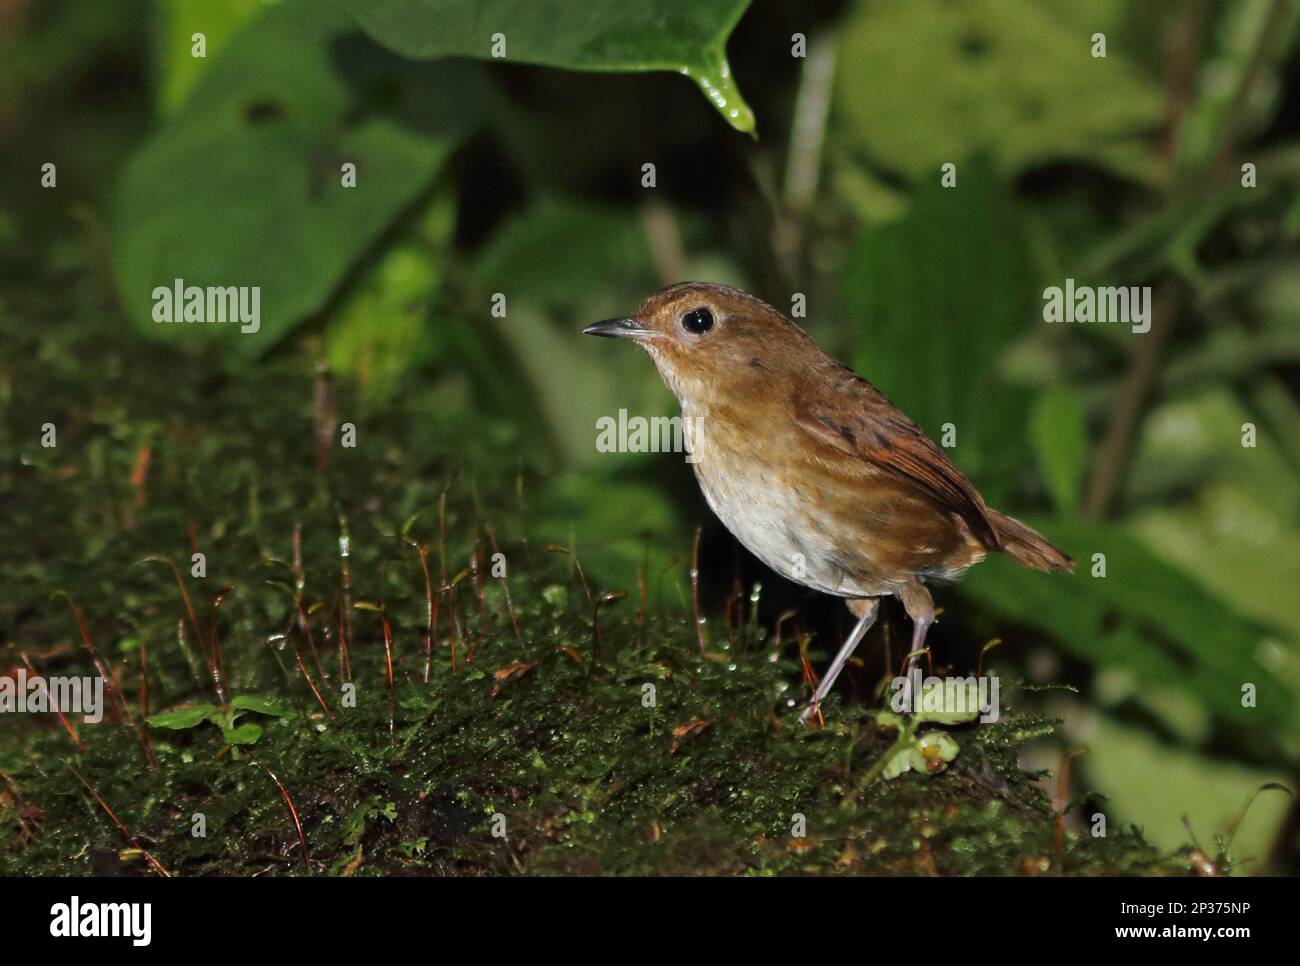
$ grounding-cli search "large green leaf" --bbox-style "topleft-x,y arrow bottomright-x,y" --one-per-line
962,517 -> 1297,742
841,156 -> 1031,502
341,0 -> 756,134
114,0 -> 480,356
834,0 -> 1162,182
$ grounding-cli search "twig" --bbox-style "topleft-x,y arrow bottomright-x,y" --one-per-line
783,32 -> 837,214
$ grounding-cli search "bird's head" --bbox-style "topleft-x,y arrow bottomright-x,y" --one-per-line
583,282 -> 816,407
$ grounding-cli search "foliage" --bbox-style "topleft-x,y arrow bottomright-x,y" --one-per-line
147,695 -> 293,746
2,0 -> 1299,872
115,0 -> 479,354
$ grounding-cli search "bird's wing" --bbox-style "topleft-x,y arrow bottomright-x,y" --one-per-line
791,363 -> 1000,549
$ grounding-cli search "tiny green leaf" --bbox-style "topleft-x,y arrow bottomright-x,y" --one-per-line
872,709 -> 906,731
222,722 -> 264,746
147,706 -> 218,730
914,706 -> 982,725
910,679 -> 984,724
229,694 -> 294,718
881,745 -> 913,780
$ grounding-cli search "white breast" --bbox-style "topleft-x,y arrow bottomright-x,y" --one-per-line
686,404 -> 882,599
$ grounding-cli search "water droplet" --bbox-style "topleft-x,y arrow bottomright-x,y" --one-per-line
683,55 -> 755,135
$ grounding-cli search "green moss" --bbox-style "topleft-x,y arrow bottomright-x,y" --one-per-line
0,281 -> 1187,877
1,620 -> 1183,875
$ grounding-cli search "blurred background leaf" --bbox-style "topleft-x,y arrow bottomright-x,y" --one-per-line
155,0 -> 267,113
114,0 -> 481,356
325,185 -> 457,403
964,517 -> 1297,748
832,0 -> 1163,186
841,155 -> 1031,502
1030,385 -> 1087,516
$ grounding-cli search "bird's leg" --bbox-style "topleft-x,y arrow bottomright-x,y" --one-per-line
898,580 -> 935,678
800,598 -> 880,723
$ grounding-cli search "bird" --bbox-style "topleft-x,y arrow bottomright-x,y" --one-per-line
584,282 -> 1073,722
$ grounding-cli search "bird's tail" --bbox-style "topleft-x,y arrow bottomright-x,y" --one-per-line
988,510 -> 1074,573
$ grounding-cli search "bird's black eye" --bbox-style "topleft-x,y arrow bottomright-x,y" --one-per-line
681,307 -> 714,335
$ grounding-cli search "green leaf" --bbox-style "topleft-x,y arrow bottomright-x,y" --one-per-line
880,745 -> 913,780
842,156 -> 1031,502
146,705 -> 218,730
914,707 -> 982,726
834,0 -> 1162,182
114,0 -> 479,356
229,694 -> 294,718
1029,385 -> 1087,515
342,0 -> 756,133
221,722 -> 264,745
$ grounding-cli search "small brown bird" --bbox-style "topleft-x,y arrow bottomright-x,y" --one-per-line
584,282 -> 1073,720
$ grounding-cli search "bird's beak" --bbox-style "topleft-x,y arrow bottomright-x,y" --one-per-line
583,317 -> 651,340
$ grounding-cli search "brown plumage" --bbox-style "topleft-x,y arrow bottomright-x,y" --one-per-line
585,282 -> 1072,720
